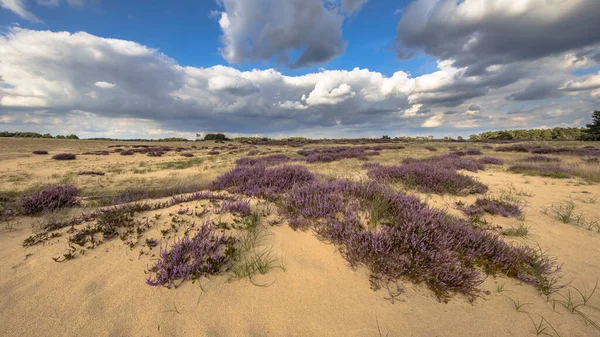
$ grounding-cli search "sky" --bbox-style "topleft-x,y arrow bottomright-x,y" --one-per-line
0,0 -> 599,139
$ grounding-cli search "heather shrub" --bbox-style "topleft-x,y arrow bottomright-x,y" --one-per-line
521,155 -> 561,163
211,165 -> 315,197
18,185 -> 79,215
298,146 -> 380,163
367,163 -> 488,195
425,146 -> 437,152
217,199 -> 252,217
478,157 -> 504,165
402,154 -> 484,172
460,197 -> 522,218
78,171 -> 105,176
495,145 -> 529,153
180,153 -> 194,158
482,145 -> 493,149
235,154 -> 290,167
452,151 -> 466,156
52,153 -> 76,160
464,148 -> 483,155
146,221 -> 237,288
207,150 -> 220,155
120,150 -> 134,156
509,165 -> 572,179
32,150 -> 48,155
272,179 -> 556,301
82,151 -> 110,155
147,151 -> 165,157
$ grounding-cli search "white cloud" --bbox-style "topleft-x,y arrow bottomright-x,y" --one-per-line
561,72 -> 600,92
94,81 -> 116,89
1,0 -> 42,22
217,0 -> 349,68
422,113 -> 443,128
0,27 -> 598,139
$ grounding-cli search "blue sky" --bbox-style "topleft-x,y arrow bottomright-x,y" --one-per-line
0,0 -> 599,139
0,0 -> 415,74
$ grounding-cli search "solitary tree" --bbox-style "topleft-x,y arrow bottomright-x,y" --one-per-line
586,110 -> 600,141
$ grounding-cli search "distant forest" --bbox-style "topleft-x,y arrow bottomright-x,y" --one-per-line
2,111 -> 598,142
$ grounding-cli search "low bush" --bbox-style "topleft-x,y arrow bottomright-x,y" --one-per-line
367,163 -> 488,195
17,185 -> 79,215
52,153 -> 76,160
459,197 -> 522,218
464,148 -> 483,155
32,150 -> 48,155
521,155 -> 561,163
78,171 -> 105,176
146,222 -> 237,288
235,154 -> 290,166
478,157 -> 504,165
211,165 -> 315,198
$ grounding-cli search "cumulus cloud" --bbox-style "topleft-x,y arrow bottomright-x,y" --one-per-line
217,0 -> 365,68
0,28 -> 417,137
395,0 -> 600,73
0,27 -> 598,139
422,113 -> 443,128
561,72 -> 600,92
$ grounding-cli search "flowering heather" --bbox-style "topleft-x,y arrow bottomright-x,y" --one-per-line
482,145 -> 494,149
32,150 -> 48,155
478,157 -> 504,165
495,145 -> 530,153
521,155 -> 561,162
147,151 -> 165,157
367,163 -> 488,195
120,150 -> 134,156
180,153 -> 194,158
207,150 -> 220,155
82,151 -> 110,156
402,154 -> 484,172
18,185 -> 79,215
78,171 -> 105,176
146,221 -> 237,288
211,165 -> 315,197
509,165 -> 572,178
460,197 -> 522,218
217,199 -> 252,217
235,154 -> 291,167
262,179 -> 557,300
52,153 -> 76,160
297,146 -> 380,163
464,148 -> 483,155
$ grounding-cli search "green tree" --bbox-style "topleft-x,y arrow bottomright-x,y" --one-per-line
203,133 -> 228,141
586,110 -> 600,141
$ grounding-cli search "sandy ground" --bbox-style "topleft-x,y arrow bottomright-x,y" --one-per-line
1,139 -> 599,336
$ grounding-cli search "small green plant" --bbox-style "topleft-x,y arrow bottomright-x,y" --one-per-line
502,223 -> 529,237
508,297 -> 531,312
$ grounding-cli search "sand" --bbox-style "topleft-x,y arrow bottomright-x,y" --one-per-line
1,139 -> 599,336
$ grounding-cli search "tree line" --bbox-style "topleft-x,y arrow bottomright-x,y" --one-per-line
469,110 -> 600,141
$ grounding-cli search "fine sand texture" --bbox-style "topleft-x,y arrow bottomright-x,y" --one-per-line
1,138 -> 599,336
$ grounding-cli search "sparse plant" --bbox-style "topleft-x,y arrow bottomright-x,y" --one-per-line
52,153 -> 76,160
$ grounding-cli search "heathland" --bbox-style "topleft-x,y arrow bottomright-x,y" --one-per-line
0,137 -> 599,336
